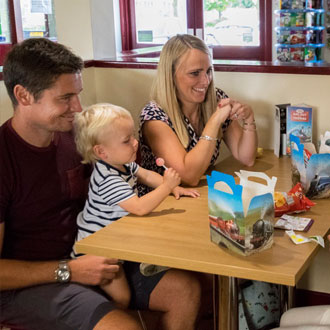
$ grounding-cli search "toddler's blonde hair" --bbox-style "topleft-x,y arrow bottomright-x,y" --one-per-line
74,103 -> 132,164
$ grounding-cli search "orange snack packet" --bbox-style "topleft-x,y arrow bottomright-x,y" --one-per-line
274,182 -> 315,217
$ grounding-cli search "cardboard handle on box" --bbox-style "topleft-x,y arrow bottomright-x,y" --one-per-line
235,170 -> 277,216
207,171 -> 243,196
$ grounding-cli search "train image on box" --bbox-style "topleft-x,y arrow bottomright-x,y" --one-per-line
209,215 -> 273,251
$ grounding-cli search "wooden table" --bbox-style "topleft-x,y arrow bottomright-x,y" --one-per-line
76,150 -> 330,330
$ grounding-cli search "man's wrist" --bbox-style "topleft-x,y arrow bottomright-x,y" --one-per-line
54,260 -> 71,283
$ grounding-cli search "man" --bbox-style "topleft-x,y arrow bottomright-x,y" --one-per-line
0,38 -> 200,330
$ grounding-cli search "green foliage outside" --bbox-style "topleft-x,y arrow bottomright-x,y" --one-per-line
205,0 -> 257,27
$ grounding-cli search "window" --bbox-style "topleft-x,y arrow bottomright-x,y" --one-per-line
0,0 -> 14,65
120,0 -> 272,61
0,0 -> 57,66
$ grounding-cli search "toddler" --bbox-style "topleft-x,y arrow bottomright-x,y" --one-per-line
71,103 -> 199,308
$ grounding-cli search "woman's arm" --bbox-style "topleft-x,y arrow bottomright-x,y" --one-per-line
142,101 -> 233,186
223,101 -> 258,167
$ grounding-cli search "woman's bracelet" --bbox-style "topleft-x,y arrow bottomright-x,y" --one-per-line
242,119 -> 256,131
243,119 -> 256,126
199,135 -> 218,141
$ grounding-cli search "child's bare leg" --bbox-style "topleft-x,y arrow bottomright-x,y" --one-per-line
101,264 -> 131,309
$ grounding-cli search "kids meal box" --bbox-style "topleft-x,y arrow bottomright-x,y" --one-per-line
207,170 -> 277,256
290,133 -> 330,199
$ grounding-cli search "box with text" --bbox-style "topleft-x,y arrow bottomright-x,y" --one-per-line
286,105 -> 312,155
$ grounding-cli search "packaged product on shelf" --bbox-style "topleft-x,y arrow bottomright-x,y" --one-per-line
290,30 -> 306,44
315,47 -> 322,61
290,47 -> 305,61
306,29 -> 317,43
295,12 -> 305,26
281,0 -> 292,9
290,134 -> 330,199
277,46 -> 291,61
277,30 -> 291,43
306,12 -> 317,26
280,12 -> 292,26
306,0 -> 312,7
304,47 -> 316,61
312,0 -> 322,8
207,170 -> 277,256
289,12 -> 305,26
292,0 -> 306,8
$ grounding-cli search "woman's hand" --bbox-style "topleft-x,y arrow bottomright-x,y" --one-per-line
171,186 -> 200,200
229,100 -> 254,122
215,98 -> 232,123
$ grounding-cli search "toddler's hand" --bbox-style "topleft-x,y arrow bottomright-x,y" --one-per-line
163,168 -> 181,191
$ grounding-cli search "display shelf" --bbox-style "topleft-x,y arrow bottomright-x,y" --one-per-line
276,42 -> 325,46
275,1 -> 325,63
275,8 -> 325,13
275,26 -> 325,30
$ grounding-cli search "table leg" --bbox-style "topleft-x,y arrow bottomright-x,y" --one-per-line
279,285 -> 296,314
217,275 -> 238,330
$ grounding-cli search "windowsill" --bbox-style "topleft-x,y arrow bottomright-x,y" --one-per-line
83,48 -> 330,75
2,51 -> 330,80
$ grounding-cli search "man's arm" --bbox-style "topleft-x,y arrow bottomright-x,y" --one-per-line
0,222 -> 120,291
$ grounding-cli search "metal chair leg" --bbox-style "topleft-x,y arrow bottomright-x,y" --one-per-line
137,310 -> 148,330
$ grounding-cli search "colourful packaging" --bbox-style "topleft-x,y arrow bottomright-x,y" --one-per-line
286,104 -> 312,154
290,134 -> 330,199
207,170 -> 277,256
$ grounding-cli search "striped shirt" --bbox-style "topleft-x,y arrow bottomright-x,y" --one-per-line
72,160 -> 139,257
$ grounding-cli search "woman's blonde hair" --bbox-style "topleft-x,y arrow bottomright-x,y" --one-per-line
151,34 -> 217,148
74,103 -> 132,164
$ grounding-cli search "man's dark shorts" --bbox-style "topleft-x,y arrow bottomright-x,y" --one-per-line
0,262 -> 166,330
124,261 -> 167,310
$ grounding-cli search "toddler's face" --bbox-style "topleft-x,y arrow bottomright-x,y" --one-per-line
96,117 -> 138,167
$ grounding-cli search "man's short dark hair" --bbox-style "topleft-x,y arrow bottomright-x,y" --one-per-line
3,38 -> 84,107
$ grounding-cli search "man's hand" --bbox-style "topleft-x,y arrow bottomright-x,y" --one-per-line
69,255 -> 120,286
172,186 -> 200,200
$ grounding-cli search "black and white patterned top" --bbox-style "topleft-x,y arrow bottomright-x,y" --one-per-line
138,88 -> 231,196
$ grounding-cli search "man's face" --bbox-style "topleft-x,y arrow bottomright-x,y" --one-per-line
29,73 -> 83,133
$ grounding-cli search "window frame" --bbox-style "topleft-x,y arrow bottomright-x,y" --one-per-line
0,0 -> 55,66
120,0 -> 272,61
0,0 -> 17,65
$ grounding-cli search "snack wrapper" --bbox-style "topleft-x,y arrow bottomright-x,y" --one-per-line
207,170 -> 277,256
290,134 -> 330,199
285,230 -> 325,247
274,182 -> 315,217
274,214 -> 313,232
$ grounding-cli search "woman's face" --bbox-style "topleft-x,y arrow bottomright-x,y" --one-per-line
174,48 -> 213,110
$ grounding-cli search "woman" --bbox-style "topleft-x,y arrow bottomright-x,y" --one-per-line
139,34 -> 257,195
